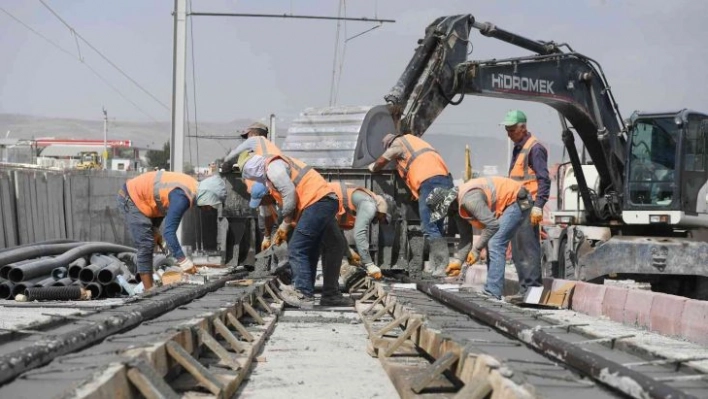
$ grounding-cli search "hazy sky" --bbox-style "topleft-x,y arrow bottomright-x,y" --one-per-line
2,0 -> 707,146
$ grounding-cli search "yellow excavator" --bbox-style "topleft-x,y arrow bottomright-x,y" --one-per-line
75,151 -> 102,170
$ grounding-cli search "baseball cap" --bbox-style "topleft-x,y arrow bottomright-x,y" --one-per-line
240,122 -> 269,138
248,182 -> 269,208
500,110 -> 527,126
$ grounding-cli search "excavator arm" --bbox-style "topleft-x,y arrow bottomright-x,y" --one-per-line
385,14 -> 627,221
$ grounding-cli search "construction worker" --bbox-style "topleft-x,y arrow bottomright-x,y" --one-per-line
117,172 -> 227,291
237,150 -> 339,308
368,134 -> 453,276
221,121 -> 281,172
328,181 -> 394,280
503,110 -> 548,296
426,176 -> 532,299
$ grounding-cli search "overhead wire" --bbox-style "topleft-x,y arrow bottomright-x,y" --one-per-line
328,0 -> 343,106
0,6 -> 160,122
38,0 -> 171,112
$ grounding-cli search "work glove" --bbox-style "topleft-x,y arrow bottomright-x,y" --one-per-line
176,257 -> 196,274
530,206 -> 543,226
347,249 -> 361,266
274,221 -> 292,246
466,250 -> 480,266
367,162 -> 376,173
365,263 -> 382,280
261,237 -> 271,251
445,258 -> 462,277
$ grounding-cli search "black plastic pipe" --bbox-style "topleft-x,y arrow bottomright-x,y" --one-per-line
8,243 -> 135,283
102,281 -> 122,298
0,281 -> 15,299
33,276 -> 60,288
0,258 -> 46,279
79,258 -> 113,284
85,282 -> 104,299
416,281 -> 689,399
25,286 -> 83,301
67,258 -> 88,280
0,243 -> 82,267
0,239 -> 77,255
97,262 -> 130,284
51,278 -> 74,287
51,267 -> 68,280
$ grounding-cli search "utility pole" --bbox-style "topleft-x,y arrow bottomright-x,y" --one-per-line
102,107 -> 108,170
171,0 -> 187,173
269,113 -> 276,145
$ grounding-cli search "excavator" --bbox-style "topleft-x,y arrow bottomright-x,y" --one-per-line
283,14 -> 708,298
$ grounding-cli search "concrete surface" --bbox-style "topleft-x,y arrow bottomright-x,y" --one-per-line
0,306 -> 84,331
236,303 -> 398,398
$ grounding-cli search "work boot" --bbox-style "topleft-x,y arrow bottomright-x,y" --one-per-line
429,238 -> 450,277
319,294 -> 353,307
280,288 -> 315,309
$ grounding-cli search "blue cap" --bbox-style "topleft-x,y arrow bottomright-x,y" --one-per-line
248,182 -> 269,209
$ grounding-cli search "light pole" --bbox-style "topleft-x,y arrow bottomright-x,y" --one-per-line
102,107 -> 108,170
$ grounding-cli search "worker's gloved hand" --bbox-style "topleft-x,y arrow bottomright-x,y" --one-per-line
347,249 -> 361,266
220,161 -> 234,173
445,258 -> 462,276
530,206 -> 543,226
274,221 -> 292,246
466,250 -> 480,265
365,263 -> 382,280
367,162 -> 376,173
261,237 -> 271,251
176,257 -> 196,274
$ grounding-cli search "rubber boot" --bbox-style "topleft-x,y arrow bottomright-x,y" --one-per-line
429,237 -> 450,277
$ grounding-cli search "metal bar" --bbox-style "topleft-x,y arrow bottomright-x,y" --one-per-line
411,351 -> 460,393
416,281 -> 690,399
382,318 -> 422,358
197,327 -> 241,370
126,359 -> 181,399
165,340 -> 224,395
623,356 -> 708,368
242,302 -> 265,325
574,335 -> 634,347
189,11 -> 395,23
226,313 -> 254,342
213,318 -> 246,354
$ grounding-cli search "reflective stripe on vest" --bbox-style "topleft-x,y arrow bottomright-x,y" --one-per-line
458,176 -> 521,223
285,156 -> 313,187
459,177 -> 497,220
509,135 -> 540,196
254,137 -> 281,157
398,137 -> 438,176
153,170 -> 197,215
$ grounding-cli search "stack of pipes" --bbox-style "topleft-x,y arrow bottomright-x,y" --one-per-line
0,241 -> 137,301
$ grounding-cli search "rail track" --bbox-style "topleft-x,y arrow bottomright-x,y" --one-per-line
0,270 -> 705,398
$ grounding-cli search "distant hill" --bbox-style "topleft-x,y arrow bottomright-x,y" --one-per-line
0,113 -> 565,175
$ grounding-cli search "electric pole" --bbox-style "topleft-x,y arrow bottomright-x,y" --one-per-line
102,107 -> 108,170
171,0 -> 187,173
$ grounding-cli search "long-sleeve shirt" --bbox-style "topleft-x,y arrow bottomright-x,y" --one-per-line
223,137 -> 256,163
350,190 -> 377,265
163,188 -> 191,260
460,189 -> 499,252
266,159 -> 297,218
509,133 -> 550,209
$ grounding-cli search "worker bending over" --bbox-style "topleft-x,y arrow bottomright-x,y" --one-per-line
328,181 -> 394,280
503,110 -> 548,296
117,172 -> 227,290
426,176 -> 532,299
368,134 -> 453,276
221,122 -> 280,172
237,150 -> 339,308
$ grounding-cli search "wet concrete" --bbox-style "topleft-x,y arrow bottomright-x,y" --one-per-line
236,302 -> 398,399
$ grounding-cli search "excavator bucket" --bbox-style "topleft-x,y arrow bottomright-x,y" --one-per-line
281,105 -> 395,168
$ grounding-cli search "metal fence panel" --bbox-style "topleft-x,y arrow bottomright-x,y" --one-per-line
0,170 -> 17,248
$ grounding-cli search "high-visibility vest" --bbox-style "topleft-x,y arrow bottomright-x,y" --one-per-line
252,137 -> 282,157
126,171 -> 197,218
458,176 -> 521,230
509,135 -> 543,198
328,181 -> 377,230
393,135 -> 449,199
265,155 -> 334,217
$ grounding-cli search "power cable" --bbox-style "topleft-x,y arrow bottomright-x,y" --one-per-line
38,0 -> 170,111
0,6 -> 159,122
328,0 -> 343,106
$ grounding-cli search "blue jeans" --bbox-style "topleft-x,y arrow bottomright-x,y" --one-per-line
417,175 -> 454,239
484,203 -> 527,298
117,192 -> 155,274
289,196 -> 339,297
511,209 -> 543,293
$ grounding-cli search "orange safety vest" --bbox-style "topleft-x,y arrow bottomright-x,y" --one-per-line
328,181 -> 377,230
393,135 -> 449,199
265,155 -> 334,217
126,171 -> 198,218
252,137 -> 282,157
509,135 -> 543,198
458,176 -> 521,230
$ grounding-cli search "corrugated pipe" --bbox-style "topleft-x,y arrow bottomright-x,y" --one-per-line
8,243 -> 135,283
25,286 -> 83,301
51,278 -> 74,287
0,243 -> 82,267
0,281 -> 15,300
11,276 -> 56,297
67,258 -> 88,280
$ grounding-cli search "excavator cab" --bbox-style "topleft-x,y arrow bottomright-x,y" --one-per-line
623,110 -> 708,228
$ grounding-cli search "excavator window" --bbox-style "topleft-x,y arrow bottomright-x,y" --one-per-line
627,118 -> 678,206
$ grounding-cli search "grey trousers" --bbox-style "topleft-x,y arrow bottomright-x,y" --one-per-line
117,194 -> 155,274
320,220 -> 348,297
510,213 -> 543,293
